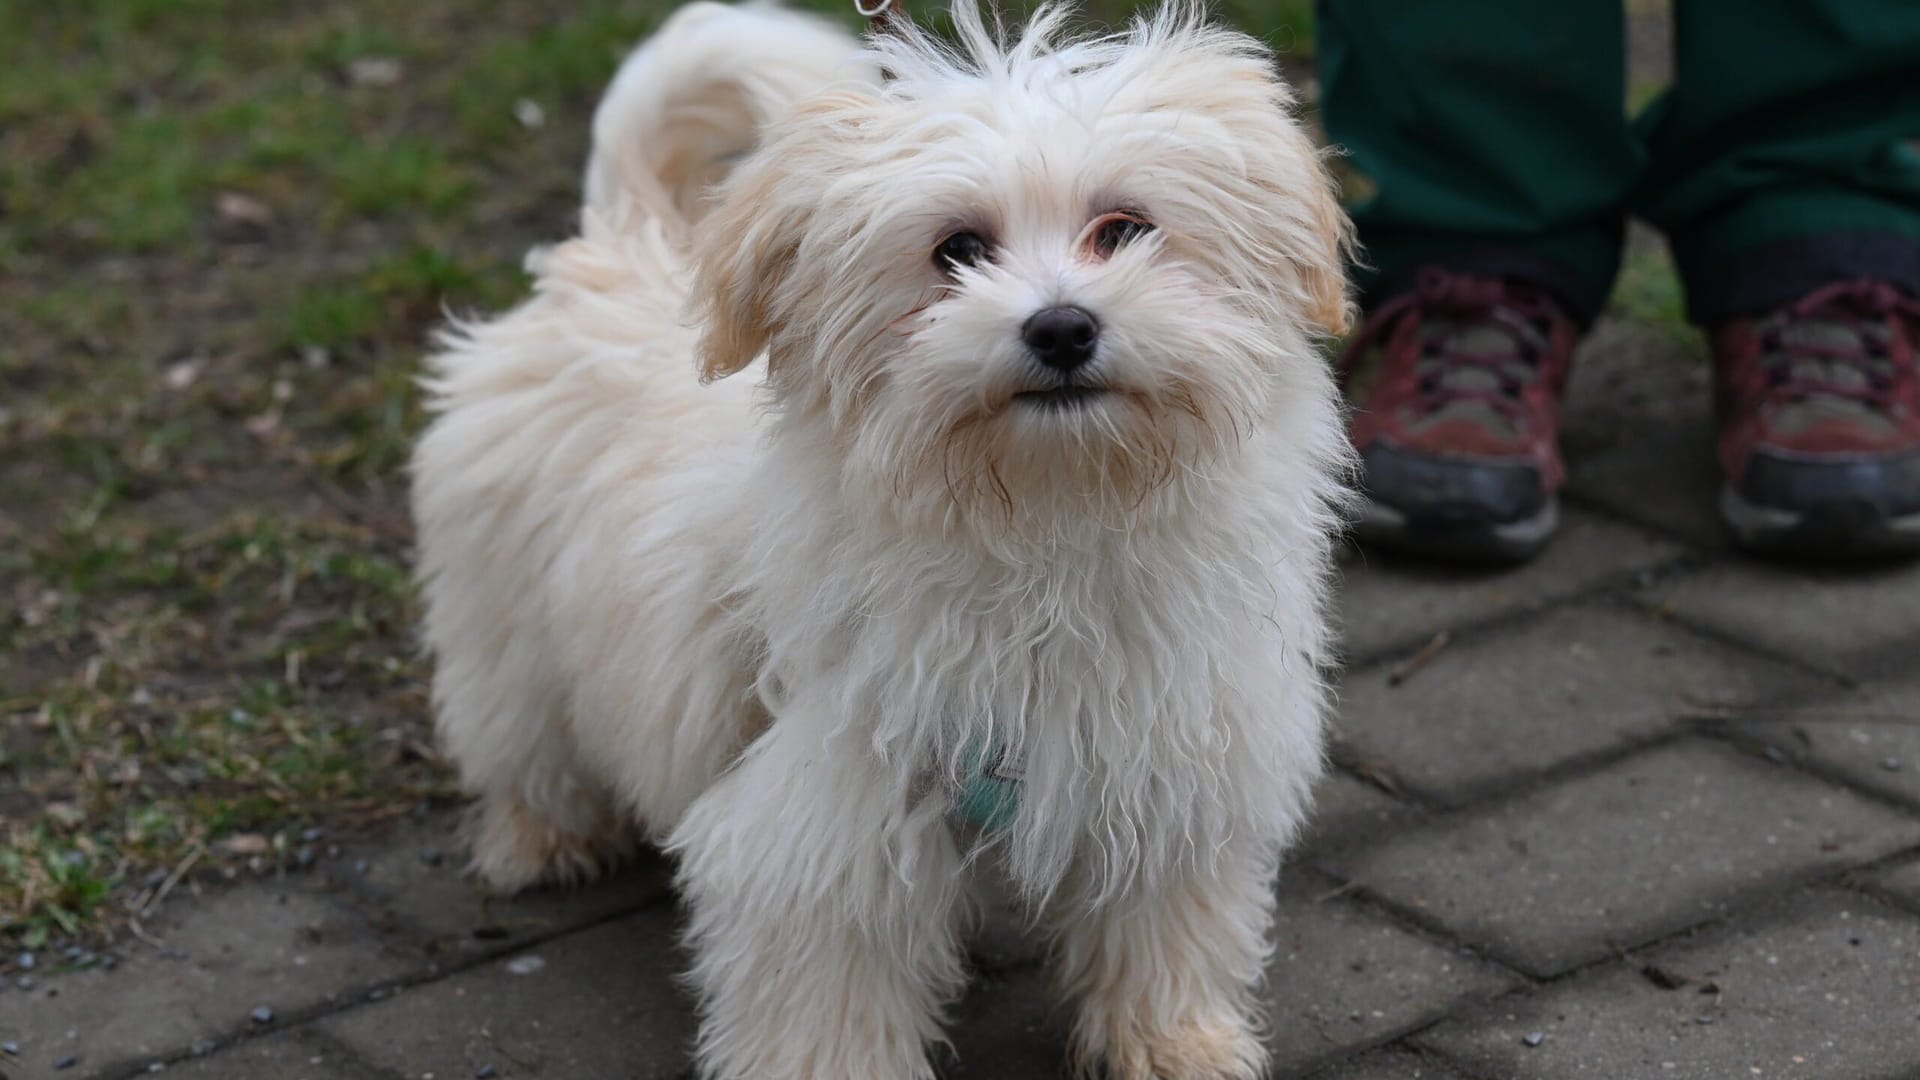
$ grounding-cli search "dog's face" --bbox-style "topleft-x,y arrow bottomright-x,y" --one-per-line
694,6 -> 1349,519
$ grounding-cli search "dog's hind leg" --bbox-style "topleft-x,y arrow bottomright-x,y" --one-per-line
466,782 -> 634,896
431,646 -> 635,895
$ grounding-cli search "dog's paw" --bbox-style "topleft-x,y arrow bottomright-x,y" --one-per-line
1081,1017 -> 1265,1080
464,798 -> 633,895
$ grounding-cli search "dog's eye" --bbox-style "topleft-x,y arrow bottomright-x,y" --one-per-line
1090,212 -> 1154,259
934,231 -> 991,274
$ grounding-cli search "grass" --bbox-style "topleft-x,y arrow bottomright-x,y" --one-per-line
0,0 -> 644,947
0,0 -> 1674,949
1609,235 -> 1698,349
330,139 -> 477,217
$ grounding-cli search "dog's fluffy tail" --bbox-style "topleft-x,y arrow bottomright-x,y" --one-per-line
583,2 -> 866,234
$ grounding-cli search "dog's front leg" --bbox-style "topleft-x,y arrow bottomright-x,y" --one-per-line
1053,847 -> 1276,1080
671,721 -> 967,1080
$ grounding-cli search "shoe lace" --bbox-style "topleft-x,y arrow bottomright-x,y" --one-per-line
1338,268 -> 1566,430
1755,278 -> 1920,414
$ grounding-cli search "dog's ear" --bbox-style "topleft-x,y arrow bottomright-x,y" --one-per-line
1226,74 -> 1355,339
690,91 -> 875,381
1293,148 -> 1356,338
1129,20 -> 1356,338
689,160 -> 802,381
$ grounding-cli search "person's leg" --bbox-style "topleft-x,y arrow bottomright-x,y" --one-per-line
1635,0 -> 1920,322
1636,0 -> 1920,557
1317,1 -> 1633,562
1319,0 -> 1636,323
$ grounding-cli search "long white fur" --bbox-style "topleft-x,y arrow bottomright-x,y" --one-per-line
411,4 -> 1354,1078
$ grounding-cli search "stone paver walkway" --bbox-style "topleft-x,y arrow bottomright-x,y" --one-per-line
6,332 -> 1920,1079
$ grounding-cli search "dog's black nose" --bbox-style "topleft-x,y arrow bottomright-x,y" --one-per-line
1021,306 -> 1099,372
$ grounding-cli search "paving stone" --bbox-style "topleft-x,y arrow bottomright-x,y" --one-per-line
1568,418 -> 1726,551
1323,739 -> 1920,976
1645,560 -> 1920,679
1337,603 -> 1820,803
1415,893 -> 1920,1079
315,808 -> 1487,1080
322,810 -> 674,964
1298,771 -> 1411,854
321,904 -> 691,1079
1304,1046 -> 1473,1080
1562,317 -> 1725,550
2,884 -> 417,1076
1624,12 -> 1675,90
146,1029 -> 388,1080
1338,509 -> 1681,663
1743,675 -> 1920,808
1870,857 -> 1920,908
945,968 -> 1072,1079
960,856 -> 1505,1075
951,881 -> 1511,1077
1263,886 -> 1515,1073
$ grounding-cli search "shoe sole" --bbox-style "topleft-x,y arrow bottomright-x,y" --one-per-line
1720,486 -> 1920,560
1351,495 -> 1559,565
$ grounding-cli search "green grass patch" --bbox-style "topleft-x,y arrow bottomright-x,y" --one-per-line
0,831 -> 114,946
1628,78 -> 1670,116
372,246 -> 483,301
1607,241 -> 1697,348
312,364 -> 426,482
330,139 -> 476,218
2,508 -> 444,944
55,114 -> 209,251
33,523 -> 186,598
17,280 -> 137,341
302,21 -> 416,72
286,283 -> 387,350
284,245 -> 499,350
452,6 -> 661,143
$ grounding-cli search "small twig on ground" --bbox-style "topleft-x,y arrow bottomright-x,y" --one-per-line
1387,631 -> 1451,687
1313,880 -> 1362,904
1677,695 -> 1920,726
1348,759 -> 1402,794
126,916 -> 167,951
308,478 -> 410,544
138,845 -> 205,919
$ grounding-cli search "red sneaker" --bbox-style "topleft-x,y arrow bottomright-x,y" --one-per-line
1712,278 -> 1920,559
1338,268 -> 1581,563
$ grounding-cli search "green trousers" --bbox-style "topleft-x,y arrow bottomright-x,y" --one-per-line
1317,0 -> 1920,324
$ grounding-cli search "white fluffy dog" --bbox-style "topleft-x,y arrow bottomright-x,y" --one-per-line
411,3 -> 1353,1077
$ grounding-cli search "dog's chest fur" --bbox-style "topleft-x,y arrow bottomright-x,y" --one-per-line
724,445 -> 1333,897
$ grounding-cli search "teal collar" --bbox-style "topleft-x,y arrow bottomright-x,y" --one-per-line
952,737 -> 1023,832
